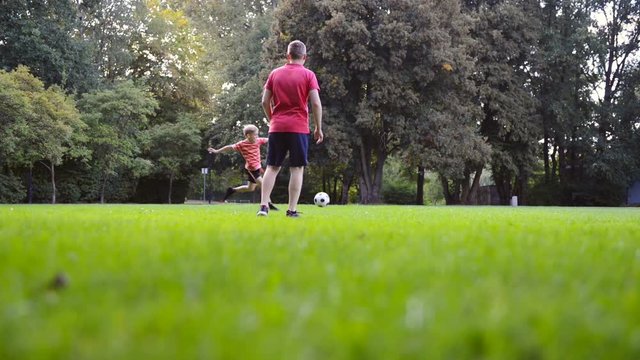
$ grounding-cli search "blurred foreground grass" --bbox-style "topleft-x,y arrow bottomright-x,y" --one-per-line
1,204 -> 639,359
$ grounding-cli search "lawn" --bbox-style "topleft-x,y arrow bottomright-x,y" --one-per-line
1,204 -> 639,359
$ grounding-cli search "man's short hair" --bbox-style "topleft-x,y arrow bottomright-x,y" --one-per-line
287,40 -> 307,60
243,124 -> 259,136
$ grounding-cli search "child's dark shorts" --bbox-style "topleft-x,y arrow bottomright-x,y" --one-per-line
266,132 -> 309,167
245,168 -> 263,183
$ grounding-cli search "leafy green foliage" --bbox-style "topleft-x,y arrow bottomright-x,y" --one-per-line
382,156 -> 417,205
77,81 -> 158,203
469,2 -> 542,204
1,0 -> 639,205
269,0 -> 482,204
0,66 -> 87,203
147,115 -> 202,203
0,173 -> 24,203
0,0 -> 98,92
189,0 -> 274,143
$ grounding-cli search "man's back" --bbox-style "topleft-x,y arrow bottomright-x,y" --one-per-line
265,63 -> 319,133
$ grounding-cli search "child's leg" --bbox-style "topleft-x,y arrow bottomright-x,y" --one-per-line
224,183 -> 253,201
254,177 -> 269,198
233,183 -> 256,192
226,168 -> 260,201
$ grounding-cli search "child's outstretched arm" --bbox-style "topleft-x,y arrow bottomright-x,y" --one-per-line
207,145 -> 234,154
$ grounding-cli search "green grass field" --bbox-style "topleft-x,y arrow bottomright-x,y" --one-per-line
1,204 -> 639,359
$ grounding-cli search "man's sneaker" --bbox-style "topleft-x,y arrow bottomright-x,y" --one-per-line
257,205 -> 269,216
268,202 -> 279,211
286,210 -> 300,218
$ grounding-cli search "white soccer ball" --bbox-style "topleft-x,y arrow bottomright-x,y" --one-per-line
314,192 -> 330,207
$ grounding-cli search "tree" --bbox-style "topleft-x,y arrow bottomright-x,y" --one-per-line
268,0 -> 480,204
585,0 -> 640,204
147,116 -> 201,203
0,66 -> 88,204
463,1 -> 542,204
183,0 -> 278,198
75,0 -> 141,82
188,0 -> 275,140
0,68 -> 32,165
127,1 -> 216,203
0,0 -> 98,92
533,0 -> 596,190
406,103 -> 490,205
129,0 -> 208,113
398,3 -> 487,205
78,81 -> 158,203
0,67 -> 34,203
591,0 -> 640,149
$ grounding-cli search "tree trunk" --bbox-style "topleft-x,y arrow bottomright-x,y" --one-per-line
543,130 -> 550,183
51,162 -> 56,204
558,143 -> 565,182
568,131 -> 577,183
465,166 -> 483,205
440,175 -> 461,205
440,176 -> 452,204
340,173 -> 353,205
100,176 -> 107,204
360,141 -> 372,204
515,173 -> 528,205
493,169 -> 512,205
359,177 -> 370,204
371,149 -> 386,203
168,174 -> 173,204
551,144 -> 558,180
416,166 -> 425,205
460,170 -> 471,204
39,161 -> 56,204
28,166 -> 33,204
358,142 -> 373,204
358,138 -> 386,204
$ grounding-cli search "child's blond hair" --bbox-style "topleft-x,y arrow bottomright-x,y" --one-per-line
243,124 -> 258,136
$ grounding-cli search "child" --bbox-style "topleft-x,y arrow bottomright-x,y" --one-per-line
208,124 -> 278,210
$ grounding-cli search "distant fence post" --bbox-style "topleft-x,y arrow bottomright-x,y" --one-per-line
201,168 -> 209,202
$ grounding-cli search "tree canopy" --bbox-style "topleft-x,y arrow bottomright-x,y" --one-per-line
0,0 -> 638,206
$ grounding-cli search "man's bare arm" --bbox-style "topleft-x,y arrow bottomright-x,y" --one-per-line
309,89 -> 323,144
261,89 -> 273,121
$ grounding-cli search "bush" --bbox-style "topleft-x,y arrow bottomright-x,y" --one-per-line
527,180 -> 567,206
383,181 -> 415,205
0,173 -> 25,203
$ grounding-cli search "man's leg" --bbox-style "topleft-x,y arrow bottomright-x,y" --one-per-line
256,177 -> 278,210
288,166 -> 304,211
260,165 -> 280,207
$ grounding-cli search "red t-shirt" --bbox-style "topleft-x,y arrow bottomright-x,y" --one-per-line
264,63 -> 320,134
232,138 -> 268,171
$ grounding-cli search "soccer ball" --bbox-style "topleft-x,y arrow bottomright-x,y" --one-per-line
314,192 -> 330,207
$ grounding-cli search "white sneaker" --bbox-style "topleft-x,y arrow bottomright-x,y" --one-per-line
256,205 -> 269,216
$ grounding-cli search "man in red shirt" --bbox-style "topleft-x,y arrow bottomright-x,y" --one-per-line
258,40 -> 323,217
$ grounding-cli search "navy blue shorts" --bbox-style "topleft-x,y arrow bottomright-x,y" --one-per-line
266,133 -> 309,167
